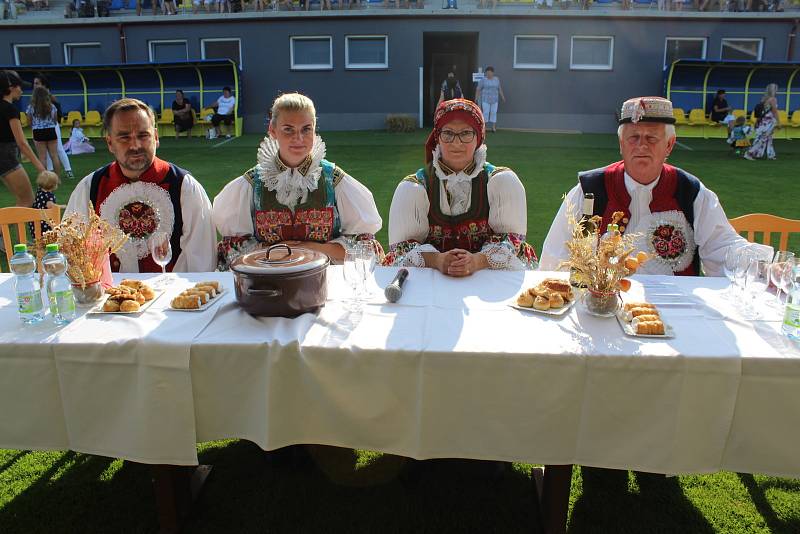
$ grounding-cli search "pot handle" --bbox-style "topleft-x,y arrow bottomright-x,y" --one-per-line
247,288 -> 283,298
266,244 -> 292,261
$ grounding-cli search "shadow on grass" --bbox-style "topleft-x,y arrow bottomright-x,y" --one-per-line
738,473 -> 800,534
0,451 -> 29,474
186,441 -> 543,534
569,467 -> 715,534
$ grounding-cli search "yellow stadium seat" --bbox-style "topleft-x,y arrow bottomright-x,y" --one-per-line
64,110 -> 83,127
791,110 -> 800,127
84,110 -> 102,126
687,108 -> 709,125
672,108 -> 687,124
732,109 -> 746,120
197,108 -> 215,124
19,112 -> 29,127
777,110 -> 789,126
159,108 -> 174,124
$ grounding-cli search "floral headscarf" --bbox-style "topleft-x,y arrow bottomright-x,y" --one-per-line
425,99 -> 485,163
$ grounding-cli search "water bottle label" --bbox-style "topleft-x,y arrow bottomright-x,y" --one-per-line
783,305 -> 800,328
18,291 -> 44,314
50,289 -> 76,316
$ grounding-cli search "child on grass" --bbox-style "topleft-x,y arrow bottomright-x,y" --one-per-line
63,119 -> 95,155
727,116 -> 752,156
29,170 -> 63,236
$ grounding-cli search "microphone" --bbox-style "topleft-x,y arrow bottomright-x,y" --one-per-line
384,268 -> 409,303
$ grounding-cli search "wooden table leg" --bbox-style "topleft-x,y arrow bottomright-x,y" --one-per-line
541,464 -> 572,534
150,464 -> 212,534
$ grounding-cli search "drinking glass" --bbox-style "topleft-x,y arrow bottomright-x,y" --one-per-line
744,256 -> 770,318
148,231 -> 172,279
732,248 -> 752,301
343,248 -> 365,309
723,245 -> 740,299
770,251 -> 795,308
780,258 -> 800,305
356,242 -> 377,297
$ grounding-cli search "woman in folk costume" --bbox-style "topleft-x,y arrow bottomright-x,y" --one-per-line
384,98 -> 537,275
212,93 -> 383,270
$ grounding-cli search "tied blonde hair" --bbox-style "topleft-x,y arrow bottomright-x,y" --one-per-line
270,93 -> 316,127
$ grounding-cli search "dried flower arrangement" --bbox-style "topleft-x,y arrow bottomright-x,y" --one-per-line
36,204 -> 128,288
559,206 -> 648,294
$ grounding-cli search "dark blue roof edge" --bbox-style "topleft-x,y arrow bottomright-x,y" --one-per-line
0,59 -> 240,71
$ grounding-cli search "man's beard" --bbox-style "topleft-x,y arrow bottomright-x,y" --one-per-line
120,152 -> 152,174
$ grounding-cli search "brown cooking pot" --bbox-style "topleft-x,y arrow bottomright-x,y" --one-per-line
231,244 -> 329,317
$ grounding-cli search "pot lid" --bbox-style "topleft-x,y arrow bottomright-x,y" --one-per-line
231,244 -> 329,275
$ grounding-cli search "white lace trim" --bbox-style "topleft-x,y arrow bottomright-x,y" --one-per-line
431,144 -> 488,217
396,243 -> 438,268
256,135 -> 326,212
479,242 -> 525,271
99,181 -> 175,272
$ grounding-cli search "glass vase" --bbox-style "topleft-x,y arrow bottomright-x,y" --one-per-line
71,281 -> 104,306
581,288 -> 621,317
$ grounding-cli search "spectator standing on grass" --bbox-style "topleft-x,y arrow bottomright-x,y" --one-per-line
171,89 -> 194,139
437,72 -> 463,106
745,83 -> 779,161
0,70 -> 48,208
34,74 -> 74,180
27,87 -> 63,181
475,67 -> 505,133
210,86 -> 236,139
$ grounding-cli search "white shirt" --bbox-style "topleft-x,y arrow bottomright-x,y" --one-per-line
539,169 -> 771,276
216,95 -> 235,115
66,170 -> 217,273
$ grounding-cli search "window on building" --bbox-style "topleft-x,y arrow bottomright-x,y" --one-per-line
720,38 -> 763,61
345,36 -> 388,69
663,37 -> 707,69
290,36 -> 333,70
64,43 -> 103,65
570,36 -> 614,71
13,44 -> 52,66
148,40 -> 188,63
514,36 -> 557,70
202,38 -> 242,67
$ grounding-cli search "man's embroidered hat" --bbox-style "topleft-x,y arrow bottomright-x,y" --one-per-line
619,96 -> 676,125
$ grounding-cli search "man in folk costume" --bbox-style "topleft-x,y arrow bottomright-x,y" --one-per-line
66,98 -> 216,273
540,96 -> 768,276
384,98 -> 536,274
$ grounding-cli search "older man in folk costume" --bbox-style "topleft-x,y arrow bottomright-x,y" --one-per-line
66,98 -> 216,273
384,98 -> 536,275
540,96 -> 767,276
212,93 -> 382,269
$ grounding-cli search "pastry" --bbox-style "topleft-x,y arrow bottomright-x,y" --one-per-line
194,284 -> 217,298
171,295 -> 201,309
631,314 -> 660,324
623,302 -> 657,312
636,320 -> 665,335
548,292 -> 565,309
120,300 -> 141,312
183,289 -> 209,304
516,292 -> 535,308
139,286 -> 156,301
103,299 -> 121,312
197,281 -> 220,291
533,296 -> 550,311
629,307 -> 659,318
120,279 -> 142,289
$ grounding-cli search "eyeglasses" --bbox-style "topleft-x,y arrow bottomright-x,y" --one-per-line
439,129 -> 476,144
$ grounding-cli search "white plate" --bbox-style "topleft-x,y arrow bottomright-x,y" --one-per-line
508,297 -> 577,317
168,287 -> 227,312
87,290 -> 164,315
615,312 -> 675,339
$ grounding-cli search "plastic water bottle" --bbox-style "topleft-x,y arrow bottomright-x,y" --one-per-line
9,244 -> 45,324
42,243 -> 76,325
782,266 -> 800,341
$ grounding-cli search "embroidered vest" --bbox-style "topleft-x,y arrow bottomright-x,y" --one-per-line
416,162 -> 497,254
578,160 -> 701,276
90,162 -> 186,273
249,159 -> 342,244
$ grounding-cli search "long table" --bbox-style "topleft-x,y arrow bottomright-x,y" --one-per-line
1,268 -> 799,525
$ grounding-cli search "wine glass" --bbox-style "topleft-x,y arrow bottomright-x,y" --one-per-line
744,256 -> 770,318
770,251 -> 795,308
343,248 -> 365,310
723,245 -> 740,299
780,258 -> 800,306
356,242 -> 377,297
732,248 -> 752,301
148,231 -> 172,283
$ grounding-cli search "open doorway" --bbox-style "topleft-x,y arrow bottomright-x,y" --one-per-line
422,32 -> 478,127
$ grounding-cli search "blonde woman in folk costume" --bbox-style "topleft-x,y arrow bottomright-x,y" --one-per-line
212,93 -> 383,269
384,98 -> 537,275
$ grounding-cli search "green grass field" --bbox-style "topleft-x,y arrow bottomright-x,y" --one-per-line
1,131 -> 799,533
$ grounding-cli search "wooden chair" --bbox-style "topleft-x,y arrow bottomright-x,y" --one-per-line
729,213 -> 800,251
0,206 -> 61,271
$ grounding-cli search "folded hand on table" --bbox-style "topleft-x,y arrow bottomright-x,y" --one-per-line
431,249 -> 489,277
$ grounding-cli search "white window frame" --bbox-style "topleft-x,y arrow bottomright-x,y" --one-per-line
570,36 -> 614,71
720,38 -> 764,61
201,38 -> 243,68
663,37 -> 707,69
513,35 -> 557,70
290,36 -> 333,71
63,42 -> 102,66
148,39 -> 189,63
344,35 -> 389,70
13,43 -> 51,66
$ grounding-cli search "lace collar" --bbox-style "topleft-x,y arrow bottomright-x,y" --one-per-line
431,144 -> 487,184
256,135 -> 326,211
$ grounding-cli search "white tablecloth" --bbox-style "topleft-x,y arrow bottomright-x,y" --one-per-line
0,268 -> 798,476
